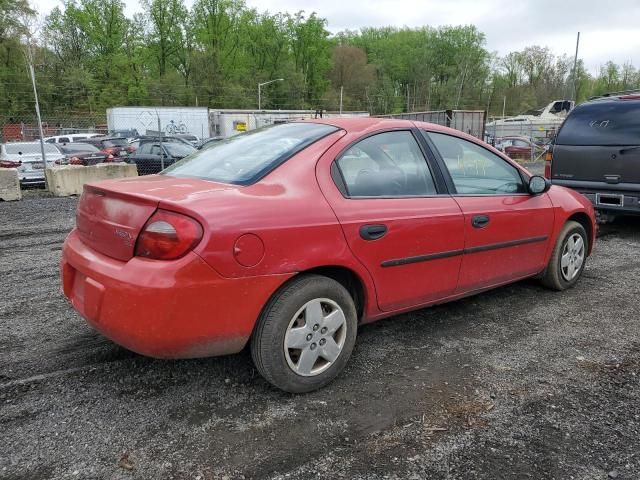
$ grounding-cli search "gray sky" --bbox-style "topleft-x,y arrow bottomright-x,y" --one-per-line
33,0 -> 640,74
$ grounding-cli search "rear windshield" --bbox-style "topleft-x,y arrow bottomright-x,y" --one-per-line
60,143 -> 100,153
163,123 -> 339,185
165,143 -> 196,157
556,101 -> 640,146
5,143 -> 60,154
104,138 -> 128,147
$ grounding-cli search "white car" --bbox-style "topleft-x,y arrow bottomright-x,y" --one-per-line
0,142 -> 65,185
44,133 -> 102,144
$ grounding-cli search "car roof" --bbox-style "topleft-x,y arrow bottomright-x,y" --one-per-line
302,117 -> 483,145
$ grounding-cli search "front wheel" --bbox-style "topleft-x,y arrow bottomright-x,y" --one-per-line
540,220 -> 588,291
251,275 -> 358,393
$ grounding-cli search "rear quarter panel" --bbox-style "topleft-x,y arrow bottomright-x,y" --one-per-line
161,130 -> 376,297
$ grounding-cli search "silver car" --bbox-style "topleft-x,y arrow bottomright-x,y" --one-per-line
0,142 -> 65,185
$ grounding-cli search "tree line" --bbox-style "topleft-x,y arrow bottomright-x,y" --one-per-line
2,0 -> 640,123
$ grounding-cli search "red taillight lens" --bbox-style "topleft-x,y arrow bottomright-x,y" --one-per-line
70,156 -> 83,165
135,210 -> 203,260
0,160 -> 21,168
102,147 -> 116,155
544,151 -> 553,179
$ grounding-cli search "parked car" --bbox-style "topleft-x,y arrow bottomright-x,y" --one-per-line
198,136 -> 225,149
83,137 -> 130,159
127,135 -> 193,153
496,136 -> 543,160
125,140 -> 196,175
61,119 -> 596,393
174,133 -> 201,146
547,93 -> 640,223
0,142 -> 64,185
108,129 -> 139,141
55,142 -> 110,166
44,133 -> 102,144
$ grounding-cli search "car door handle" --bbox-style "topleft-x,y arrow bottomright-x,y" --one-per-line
360,224 -> 388,240
471,215 -> 490,229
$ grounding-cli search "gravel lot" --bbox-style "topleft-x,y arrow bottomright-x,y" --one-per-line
1,185 -> 639,480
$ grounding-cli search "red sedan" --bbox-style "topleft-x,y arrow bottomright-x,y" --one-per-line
61,118 -> 596,392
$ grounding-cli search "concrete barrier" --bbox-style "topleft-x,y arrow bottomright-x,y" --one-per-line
0,168 -> 22,201
45,163 -> 138,197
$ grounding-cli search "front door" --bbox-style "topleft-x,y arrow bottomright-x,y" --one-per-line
320,129 -> 465,312
426,131 -> 554,292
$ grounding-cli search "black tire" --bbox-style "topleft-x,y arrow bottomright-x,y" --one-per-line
250,274 -> 358,393
540,221 -> 588,291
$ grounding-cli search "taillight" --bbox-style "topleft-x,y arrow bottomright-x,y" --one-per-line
135,210 -> 203,260
102,147 -> 116,155
127,146 -> 135,153
0,160 -> 21,168
544,151 -> 553,179
70,156 -> 83,165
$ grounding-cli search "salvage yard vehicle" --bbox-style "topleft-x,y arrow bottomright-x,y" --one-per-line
547,93 -> 640,222
125,140 -> 196,175
61,118 -> 596,393
0,142 -> 64,185
55,142 -> 111,166
44,133 -> 102,144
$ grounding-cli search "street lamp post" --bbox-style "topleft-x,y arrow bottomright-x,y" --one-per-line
258,78 -> 284,110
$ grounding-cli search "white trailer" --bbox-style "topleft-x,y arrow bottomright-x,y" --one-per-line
209,110 -> 369,138
106,107 -> 210,139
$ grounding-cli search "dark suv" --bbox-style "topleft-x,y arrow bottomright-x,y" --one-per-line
548,93 -> 640,222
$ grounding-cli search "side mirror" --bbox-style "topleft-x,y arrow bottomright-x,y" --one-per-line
529,175 -> 550,195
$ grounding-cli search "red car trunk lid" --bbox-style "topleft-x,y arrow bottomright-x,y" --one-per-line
76,186 -> 158,261
75,175 -> 233,261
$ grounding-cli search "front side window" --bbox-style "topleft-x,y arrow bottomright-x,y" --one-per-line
335,130 -> 437,197
163,122 -> 338,185
428,132 -> 526,195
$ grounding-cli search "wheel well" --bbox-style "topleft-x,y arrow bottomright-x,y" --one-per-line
301,266 -> 366,321
568,212 -> 593,254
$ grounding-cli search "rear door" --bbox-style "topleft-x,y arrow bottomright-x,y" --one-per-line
320,129 -> 465,312
425,131 -> 554,292
552,100 -> 640,185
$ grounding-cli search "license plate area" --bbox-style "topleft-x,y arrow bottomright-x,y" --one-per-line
596,193 -> 624,207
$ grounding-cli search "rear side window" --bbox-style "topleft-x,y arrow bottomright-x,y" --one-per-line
557,101 -> 640,146
335,131 -> 437,197
163,123 -> 339,185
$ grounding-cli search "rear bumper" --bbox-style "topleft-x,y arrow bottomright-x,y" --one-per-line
61,229 -> 292,358
575,190 -> 640,215
552,180 -> 640,214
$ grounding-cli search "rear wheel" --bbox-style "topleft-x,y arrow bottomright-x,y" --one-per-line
251,275 -> 358,393
540,221 -> 588,291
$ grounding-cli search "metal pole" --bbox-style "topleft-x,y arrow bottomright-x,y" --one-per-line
571,32 -> 581,102
258,84 -> 261,110
339,86 -> 343,115
406,84 -> 410,113
157,114 -> 164,170
502,96 -> 506,119
28,63 -> 47,175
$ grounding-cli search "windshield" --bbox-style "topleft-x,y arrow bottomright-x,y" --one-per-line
165,143 -> 196,157
163,123 -> 339,185
5,143 -> 60,154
